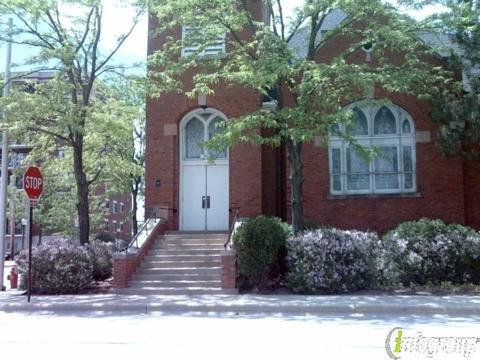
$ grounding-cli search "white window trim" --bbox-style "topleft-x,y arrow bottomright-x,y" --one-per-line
329,103 -> 417,196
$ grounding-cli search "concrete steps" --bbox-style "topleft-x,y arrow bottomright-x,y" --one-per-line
119,231 -> 237,295
117,287 -> 238,295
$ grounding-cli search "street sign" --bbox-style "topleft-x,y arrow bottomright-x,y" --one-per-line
23,166 -> 43,204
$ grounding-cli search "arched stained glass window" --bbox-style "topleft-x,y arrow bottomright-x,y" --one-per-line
374,106 -> 397,135
208,117 -> 227,159
402,119 -> 412,134
185,117 -> 204,159
347,108 -> 368,136
329,102 -> 416,195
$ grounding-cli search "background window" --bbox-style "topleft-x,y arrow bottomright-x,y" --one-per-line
112,201 -> 119,213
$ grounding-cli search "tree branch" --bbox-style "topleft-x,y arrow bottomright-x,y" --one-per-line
94,8 -> 144,75
26,126 -> 72,143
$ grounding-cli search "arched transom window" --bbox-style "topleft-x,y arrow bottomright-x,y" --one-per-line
329,103 -> 416,195
182,110 -> 228,161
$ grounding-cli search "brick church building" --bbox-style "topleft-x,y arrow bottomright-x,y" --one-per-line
145,3 -> 480,235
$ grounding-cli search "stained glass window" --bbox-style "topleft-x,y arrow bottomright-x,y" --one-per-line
329,103 -> 416,194
347,108 -> 368,136
374,147 -> 399,190
185,117 -> 204,159
374,106 -> 397,135
346,149 -> 370,190
208,117 -> 227,159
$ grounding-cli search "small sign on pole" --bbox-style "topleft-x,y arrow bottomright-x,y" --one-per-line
23,166 -> 43,303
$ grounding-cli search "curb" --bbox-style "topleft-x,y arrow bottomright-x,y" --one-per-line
1,301 -> 479,316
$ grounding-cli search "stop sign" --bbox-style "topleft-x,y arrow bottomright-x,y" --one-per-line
23,166 -> 43,203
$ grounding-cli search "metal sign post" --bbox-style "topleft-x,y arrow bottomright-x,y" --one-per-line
27,203 -> 33,303
23,167 -> 43,303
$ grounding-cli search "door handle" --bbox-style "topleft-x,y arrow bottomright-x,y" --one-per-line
202,196 -> 211,209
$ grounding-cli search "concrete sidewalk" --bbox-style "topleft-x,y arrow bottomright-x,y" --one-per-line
1,290 -> 479,316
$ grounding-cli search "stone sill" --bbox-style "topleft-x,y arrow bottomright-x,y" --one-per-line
327,192 -> 422,200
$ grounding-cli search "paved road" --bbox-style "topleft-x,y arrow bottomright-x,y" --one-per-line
1,311 -> 479,360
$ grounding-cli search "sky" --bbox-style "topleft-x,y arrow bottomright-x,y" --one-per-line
0,1 -> 447,75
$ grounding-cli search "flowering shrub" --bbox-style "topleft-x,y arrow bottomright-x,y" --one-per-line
382,219 -> 480,286
233,216 -> 290,289
286,228 -> 380,294
15,241 -> 93,294
87,240 -> 115,281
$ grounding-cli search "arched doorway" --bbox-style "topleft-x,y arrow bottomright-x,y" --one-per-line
179,109 -> 229,231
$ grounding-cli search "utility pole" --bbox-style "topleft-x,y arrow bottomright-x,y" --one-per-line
9,154 -> 16,259
0,18 -> 13,291
0,133 -> 9,291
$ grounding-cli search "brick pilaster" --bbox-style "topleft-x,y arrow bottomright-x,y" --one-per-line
221,250 -> 236,289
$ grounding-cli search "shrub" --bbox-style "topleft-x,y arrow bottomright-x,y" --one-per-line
15,241 -> 93,295
303,218 -> 320,231
95,232 -> 115,243
87,240 -> 115,281
286,228 -> 380,294
382,218 -> 480,286
233,215 -> 290,289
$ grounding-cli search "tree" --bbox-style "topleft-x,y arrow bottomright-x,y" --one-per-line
101,75 -> 146,236
149,0 -> 445,233
401,0 -> 480,158
2,76 -> 143,240
0,0 -> 145,244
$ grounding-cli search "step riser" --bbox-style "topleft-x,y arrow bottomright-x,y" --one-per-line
159,247 -> 225,252
163,242 -> 226,246
129,281 -> 221,288
140,261 -> 221,269
117,288 -> 237,295
144,255 -> 221,262
138,269 -> 221,275
162,239 -> 225,246
148,250 -> 223,256
133,274 -> 221,281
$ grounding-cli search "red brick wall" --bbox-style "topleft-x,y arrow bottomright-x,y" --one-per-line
221,250 -> 236,289
464,159 -> 480,229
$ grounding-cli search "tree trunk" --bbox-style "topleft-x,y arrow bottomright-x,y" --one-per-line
286,138 -> 304,234
73,140 -> 90,245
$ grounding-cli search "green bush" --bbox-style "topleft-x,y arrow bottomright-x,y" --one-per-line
382,218 -> 480,286
95,232 -> 115,243
302,218 -> 320,231
233,216 -> 290,289
15,241 -> 93,295
87,240 -> 115,281
286,228 -> 380,294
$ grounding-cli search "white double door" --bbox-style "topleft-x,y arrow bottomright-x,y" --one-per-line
181,163 -> 229,231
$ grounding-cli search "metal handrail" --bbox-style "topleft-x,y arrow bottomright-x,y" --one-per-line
224,207 -> 240,250
122,207 -> 176,253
